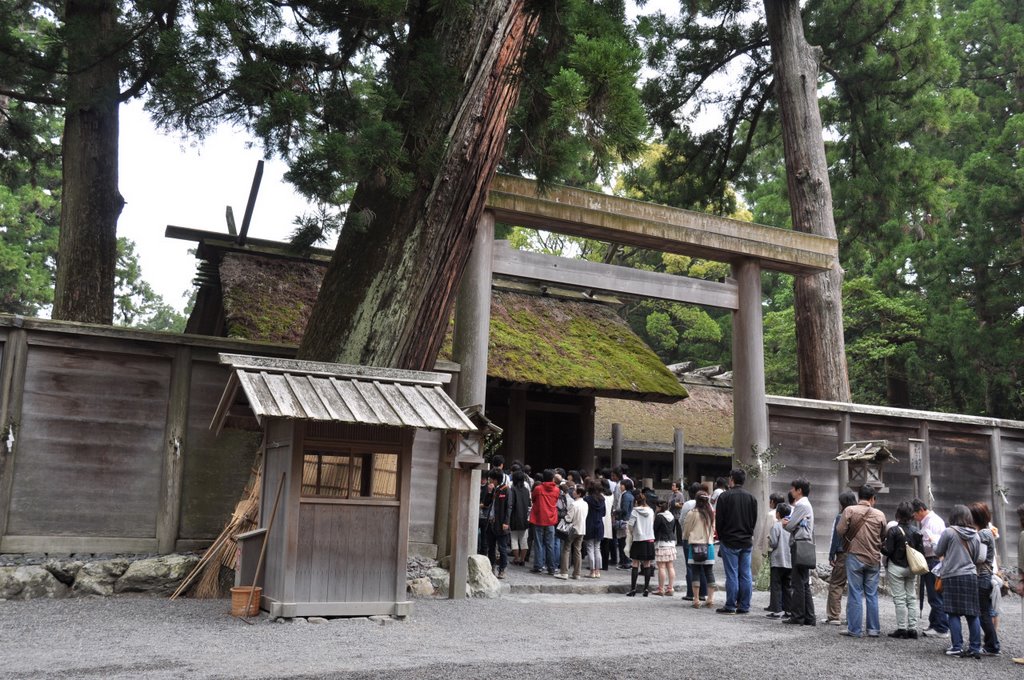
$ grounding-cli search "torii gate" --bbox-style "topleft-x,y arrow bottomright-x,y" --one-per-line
445,174 -> 837,597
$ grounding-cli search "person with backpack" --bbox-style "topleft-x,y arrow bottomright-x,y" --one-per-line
935,504 -> 985,658
880,500 -> 925,638
508,470 -> 532,567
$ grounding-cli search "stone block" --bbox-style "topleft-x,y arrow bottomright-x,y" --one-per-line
114,554 -> 200,595
466,554 -> 500,599
0,566 -> 68,600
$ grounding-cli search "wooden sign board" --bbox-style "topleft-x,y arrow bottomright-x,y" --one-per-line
908,438 -> 924,477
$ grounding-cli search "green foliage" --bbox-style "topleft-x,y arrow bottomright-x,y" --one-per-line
113,239 -> 187,332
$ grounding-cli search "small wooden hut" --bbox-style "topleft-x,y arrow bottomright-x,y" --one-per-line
211,353 -> 477,618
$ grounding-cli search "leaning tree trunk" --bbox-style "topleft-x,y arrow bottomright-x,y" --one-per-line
763,0 -> 851,402
297,1 -> 541,370
52,0 -> 123,324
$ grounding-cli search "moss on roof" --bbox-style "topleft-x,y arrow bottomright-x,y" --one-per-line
219,253 -> 324,345
594,382 -> 733,451
482,291 -> 686,402
215,253 -> 686,402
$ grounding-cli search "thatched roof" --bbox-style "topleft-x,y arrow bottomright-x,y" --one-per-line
594,375 -> 734,455
213,252 -> 686,403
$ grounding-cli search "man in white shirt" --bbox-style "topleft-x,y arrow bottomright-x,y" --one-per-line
912,498 -> 949,637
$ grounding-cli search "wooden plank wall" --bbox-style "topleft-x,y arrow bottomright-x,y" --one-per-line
849,417 -> 920,525
409,429 -> 440,545
5,344 -> 170,549
295,503 -> 399,603
767,408 -> 839,552
929,426 -> 992,519
1000,434 -> 1023,568
178,358 -> 262,544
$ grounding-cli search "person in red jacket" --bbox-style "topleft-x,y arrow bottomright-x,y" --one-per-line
530,469 -> 561,575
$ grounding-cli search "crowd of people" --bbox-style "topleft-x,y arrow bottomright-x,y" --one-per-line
479,457 -> 1023,661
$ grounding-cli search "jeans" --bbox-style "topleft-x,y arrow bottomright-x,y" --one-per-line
949,614 -> 982,653
532,525 -> 557,573
682,541 -> 708,598
585,539 -> 603,571
721,544 -> 752,612
888,562 -> 918,631
485,526 -> 509,573
617,536 -> 629,565
846,554 -> 880,636
769,566 -> 792,613
979,575 -> 1000,652
826,552 -> 847,622
920,557 -> 948,633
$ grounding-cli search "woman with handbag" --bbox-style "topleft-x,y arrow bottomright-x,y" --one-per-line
934,504 -> 985,659
683,491 -> 717,608
880,501 -> 925,639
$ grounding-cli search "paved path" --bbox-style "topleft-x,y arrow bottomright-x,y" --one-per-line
2,587 -> 1022,679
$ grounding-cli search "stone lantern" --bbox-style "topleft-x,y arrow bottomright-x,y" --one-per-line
835,440 -> 897,493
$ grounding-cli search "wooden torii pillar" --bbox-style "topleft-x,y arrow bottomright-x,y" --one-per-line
448,175 -> 837,588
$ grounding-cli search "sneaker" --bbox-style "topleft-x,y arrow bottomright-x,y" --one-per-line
887,630 -> 907,639
824,618 -> 843,626
735,609 -> 750,615
554,573 -> 568,580
981,649 -> 1000,657
866,631 -> 879,638
959,650 -> 981,660
766,612 -> 784,619
715,607 -> 736,614
529,568 -> 542,574
923,628 -> 950,639
496,571 -> 506,580
840,630 -> 861,638
781,618 -> 804,625
905,630 -> 919,639
944,647 -> 964,656
763,606 -> 774,611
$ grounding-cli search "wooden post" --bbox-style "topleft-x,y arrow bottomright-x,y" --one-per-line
611,423 -> 623,470
449,211 -> 494,599
838,412 -> 851,493
918,421 -> 933,507
0,328 -> 28,542
433,377 -> 460,557
508,387 -> 526,462
731,258 -> 770,570
157,346 -> 191,554
990,427 -> 1007,561
577,397 -> 595,474
673,428 -> 685,485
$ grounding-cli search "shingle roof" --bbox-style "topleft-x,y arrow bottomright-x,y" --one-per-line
212,354 -> 476,433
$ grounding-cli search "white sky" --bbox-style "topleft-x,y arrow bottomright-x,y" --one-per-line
117,0 -> 684,312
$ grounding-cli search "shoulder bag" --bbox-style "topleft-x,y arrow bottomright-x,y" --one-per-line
899,527 -> 929,575
555,517 -> 571,542
792,538 -> 816,568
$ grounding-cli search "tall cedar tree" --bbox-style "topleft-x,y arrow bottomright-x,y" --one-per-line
1,0 -> 181,323
145,0 -> 645,370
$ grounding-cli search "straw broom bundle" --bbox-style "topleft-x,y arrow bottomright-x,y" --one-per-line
171,455 -> 263,600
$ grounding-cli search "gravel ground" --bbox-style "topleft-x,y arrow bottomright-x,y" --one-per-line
1,588 -> 1022,680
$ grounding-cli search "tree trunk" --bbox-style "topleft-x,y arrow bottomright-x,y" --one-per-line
52,0 -> 123,324
763,0 -> 850,402
297,1 -> 540,370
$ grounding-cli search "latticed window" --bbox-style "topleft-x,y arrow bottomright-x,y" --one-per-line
302,451 -> 398,500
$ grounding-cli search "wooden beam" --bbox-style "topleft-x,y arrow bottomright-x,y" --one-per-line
0,329 -> 28,541
157,346 -> 192,554
0,536 -> 159,553
990,427 -> 1007,562
491,241 -> 739,310
487,174 -> 837,275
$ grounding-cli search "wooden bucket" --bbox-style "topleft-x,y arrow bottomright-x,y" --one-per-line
230,586 -> 262,617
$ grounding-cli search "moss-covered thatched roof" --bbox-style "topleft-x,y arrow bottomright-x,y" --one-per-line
476,290 -> 686,402
212,252 -> 686,403
594,382 -> 733,454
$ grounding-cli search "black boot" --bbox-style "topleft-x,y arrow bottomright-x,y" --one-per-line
627,567 -> 638,596
642,565 -> 652,596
